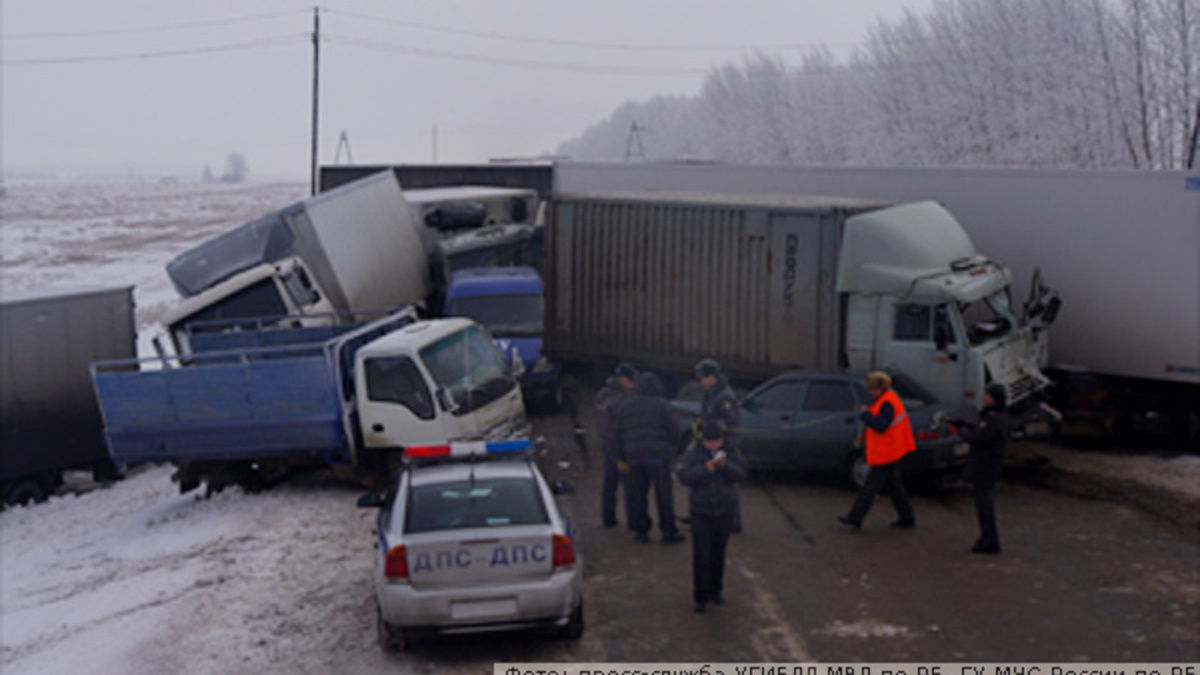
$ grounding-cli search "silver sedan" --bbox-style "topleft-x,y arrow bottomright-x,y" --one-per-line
357,441 -> 583,652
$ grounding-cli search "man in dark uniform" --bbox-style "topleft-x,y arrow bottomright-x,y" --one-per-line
958,382 -> 1011,554
676,420 -> 747,613
615,372 -> 685,544
695,358 -> 742,530
594,362 -> 638,528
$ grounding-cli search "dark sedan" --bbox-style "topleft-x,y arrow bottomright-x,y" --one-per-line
673,371 -> 973,488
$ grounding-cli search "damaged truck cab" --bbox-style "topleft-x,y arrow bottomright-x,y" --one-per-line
838,201 -> 1059,411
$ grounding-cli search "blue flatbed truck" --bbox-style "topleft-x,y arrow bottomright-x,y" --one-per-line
91,309 -> 528,493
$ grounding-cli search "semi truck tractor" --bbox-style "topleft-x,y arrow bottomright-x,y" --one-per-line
1,287 -> 136,505
92,310 -> 528,493
543,192 -> 1059,426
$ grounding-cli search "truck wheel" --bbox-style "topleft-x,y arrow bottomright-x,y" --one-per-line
4,477 -> 49,506
559,600 -> 584,640
846,452 -> 869,490
376,607 -> 405,653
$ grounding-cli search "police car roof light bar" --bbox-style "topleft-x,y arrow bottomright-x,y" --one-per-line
402,438 -> 532,460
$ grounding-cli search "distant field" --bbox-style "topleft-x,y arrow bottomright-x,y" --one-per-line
1,181 -> 307,354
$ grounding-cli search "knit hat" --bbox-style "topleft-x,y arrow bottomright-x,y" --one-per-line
701,420 -> 724,441
985,382 -> 1008,409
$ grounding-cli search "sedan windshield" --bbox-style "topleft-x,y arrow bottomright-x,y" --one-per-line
448,294 -> 542,337
406,477 -> 547,533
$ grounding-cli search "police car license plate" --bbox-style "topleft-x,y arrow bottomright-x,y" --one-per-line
451,598 -> 518,620
954,443 -> 969,457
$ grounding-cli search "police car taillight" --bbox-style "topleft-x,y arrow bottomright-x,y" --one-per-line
402,439 -> 532,460
552,534 -> 576,567
384,545 -> 409,579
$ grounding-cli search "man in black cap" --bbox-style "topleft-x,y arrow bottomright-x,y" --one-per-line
594,362 -> 638,528
958,382 -> 1011,554
676,420 -> 747,613
694,358 -> 742,531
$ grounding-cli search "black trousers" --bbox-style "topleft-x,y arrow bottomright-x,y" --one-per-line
626,461 -> 678,536
846,460 -> 914,525
974,486 -> 999,547
601,449 -> 622,526
691,512 -> 734,605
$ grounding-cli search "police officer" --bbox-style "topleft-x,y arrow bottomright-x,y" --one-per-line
838,371 -> 917,530
676,420 -> 747,613
594,362 -> 638,528
695,358 -> 742,531
696,358 -> 739,445
958,382 -> 1011,554
615,372 -> 686,544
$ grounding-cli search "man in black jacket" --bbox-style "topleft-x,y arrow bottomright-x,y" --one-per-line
959,382 -> 1011,554
695,358 -> 743,531
676,420 -> 747,613
615,372 -> 685,544
594,362 -> 638,528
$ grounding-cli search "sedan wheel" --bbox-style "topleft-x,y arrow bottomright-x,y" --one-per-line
376,607 -> 405,653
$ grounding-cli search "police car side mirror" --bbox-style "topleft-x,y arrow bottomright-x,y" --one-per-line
551,480 -> 576,496
356,492 -> 385,509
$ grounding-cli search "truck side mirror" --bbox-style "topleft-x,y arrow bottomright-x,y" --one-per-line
436,387 -> 459,413
1042,296 -> 1062,325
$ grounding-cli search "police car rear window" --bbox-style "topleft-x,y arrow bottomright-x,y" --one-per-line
405,477 -> 549,533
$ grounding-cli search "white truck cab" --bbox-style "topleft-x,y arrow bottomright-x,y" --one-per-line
839,201 -> 1058,409
355,318 -> 528,464
158,256 -> 333,355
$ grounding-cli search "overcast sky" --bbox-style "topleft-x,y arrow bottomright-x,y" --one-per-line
3,0 -> 932,181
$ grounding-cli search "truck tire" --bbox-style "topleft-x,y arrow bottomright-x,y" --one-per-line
4,476 -> 50,506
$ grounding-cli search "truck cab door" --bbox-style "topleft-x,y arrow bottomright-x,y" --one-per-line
879,301 -> 965,406
357,355 -> 445,448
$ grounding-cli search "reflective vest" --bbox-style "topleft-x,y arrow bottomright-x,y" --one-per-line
864,389 -> 916,466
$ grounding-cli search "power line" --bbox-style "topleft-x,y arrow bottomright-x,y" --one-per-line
1,35 -> 307,66
5,8 -> 310,39
325,7 -> 863,55
325,34 -> 707,78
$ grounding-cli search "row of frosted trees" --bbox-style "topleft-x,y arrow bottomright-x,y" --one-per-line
559,0 -> 1198,170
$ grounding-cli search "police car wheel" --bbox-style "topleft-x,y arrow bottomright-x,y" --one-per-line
559,600 -> 584,640
376,607 -> 405,653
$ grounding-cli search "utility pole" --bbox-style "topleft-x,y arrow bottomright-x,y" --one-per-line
309,6 -> 320,195
624,121 -> 646,162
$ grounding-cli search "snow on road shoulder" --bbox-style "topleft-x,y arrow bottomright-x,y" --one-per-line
1,467 -> 379,675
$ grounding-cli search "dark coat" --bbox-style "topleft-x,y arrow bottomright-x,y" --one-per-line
615,373 -> 680,464
960,406 -> 1011,489
594,378 -> 631,456
700,378 -> 740,437
675,439 -> 747,517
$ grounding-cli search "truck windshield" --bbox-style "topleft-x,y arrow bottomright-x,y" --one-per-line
959,290 -> 1017,346
447,295 -> 543,337
419,326 -> 515,414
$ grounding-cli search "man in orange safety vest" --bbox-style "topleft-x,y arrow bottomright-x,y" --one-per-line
838,371 -> 917,530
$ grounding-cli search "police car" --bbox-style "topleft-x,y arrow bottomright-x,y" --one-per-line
357,439 -> 583,652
